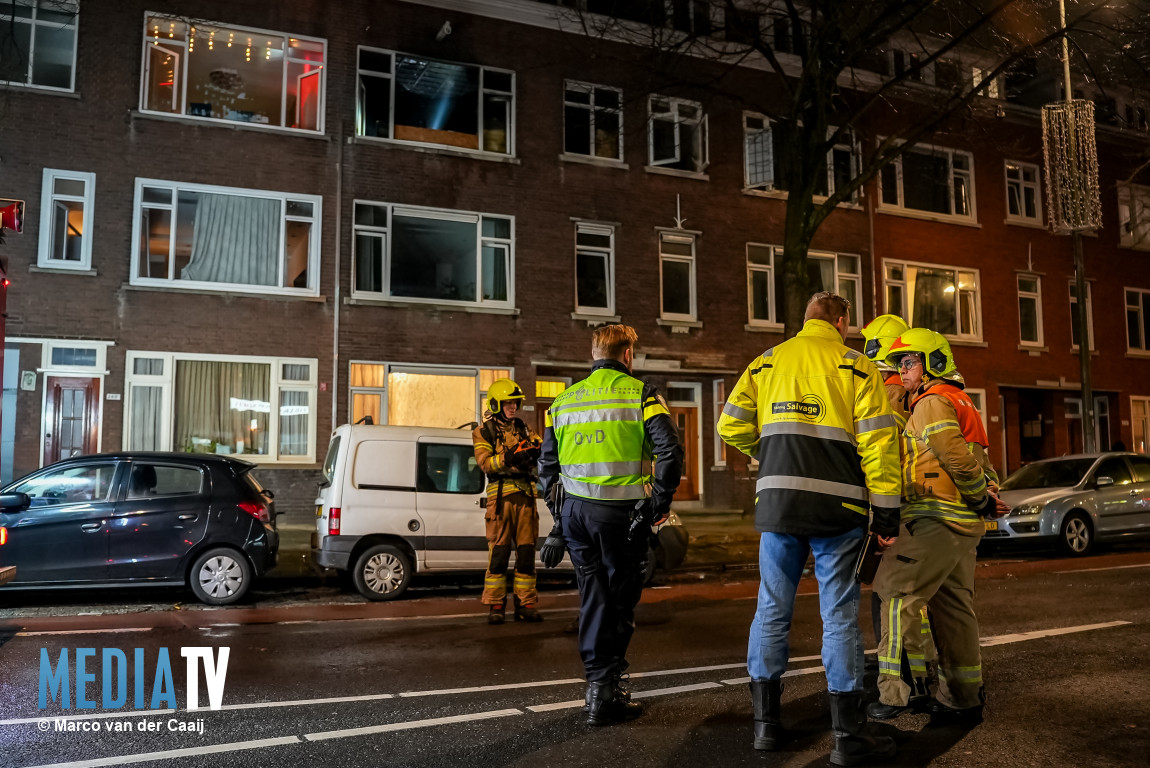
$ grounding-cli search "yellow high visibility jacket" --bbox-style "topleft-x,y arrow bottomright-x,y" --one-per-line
718,319 -> 902,537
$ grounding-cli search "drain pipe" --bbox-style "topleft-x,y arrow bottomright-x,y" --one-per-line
867,177 -> 878,321
331,120 -> 344,435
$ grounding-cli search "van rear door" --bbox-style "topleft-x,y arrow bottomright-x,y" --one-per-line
416,438 -> 488,569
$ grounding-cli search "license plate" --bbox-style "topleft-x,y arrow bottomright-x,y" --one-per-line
316,505 -> 322,518
984,520 -> 998,531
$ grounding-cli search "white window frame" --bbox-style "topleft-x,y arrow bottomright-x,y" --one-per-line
970,66 -> 1002,99
1017,273 -> 1044,347
1069,281 -> 1095,351
1117,182 -> 1150,251
712,378 -> 727,468
348,361 -> 513,426
0,0 -> 78,91
1126,287 -> 1150,354
574,221 -> 616,316
1132,396 -> 1150,454
966,387 -> 989,433
138,14 -> 327,135
743,112 -> 775,190
351,200 -> 515,309
129,178 -> 322,297
563,80 -> 624,162
1005,160 -> 1043,225
356,45 -> 516,157
878,141 -> 977,223
658,229 -> 697,322
746,243 -> 780,329
648,95 -> 709,173
811,251 -> 863,331
38,169 -> 95,271
123,351 -> 318,464
884,258 -> 983,341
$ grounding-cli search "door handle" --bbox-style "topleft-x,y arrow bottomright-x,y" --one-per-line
80,523 -> 102,532
177,514 -> 197,520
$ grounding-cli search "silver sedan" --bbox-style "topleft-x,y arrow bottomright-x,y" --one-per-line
988,452 -> 1150,556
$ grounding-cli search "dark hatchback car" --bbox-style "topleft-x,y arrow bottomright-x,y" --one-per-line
0,453 -> 278,605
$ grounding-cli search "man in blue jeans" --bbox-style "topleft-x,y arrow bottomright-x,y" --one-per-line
718,293 -> 903,766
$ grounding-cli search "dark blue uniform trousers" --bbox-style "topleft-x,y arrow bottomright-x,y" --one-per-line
561,496 -> 647,683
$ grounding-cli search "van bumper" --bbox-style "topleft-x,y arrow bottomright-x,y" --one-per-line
312,535 -> 360,570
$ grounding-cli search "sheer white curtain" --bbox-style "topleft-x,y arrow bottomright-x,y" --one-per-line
181,193 -> 279,286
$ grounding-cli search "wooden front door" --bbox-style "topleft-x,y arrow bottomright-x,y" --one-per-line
670,405 -> 699,501
43,376 -> 101,466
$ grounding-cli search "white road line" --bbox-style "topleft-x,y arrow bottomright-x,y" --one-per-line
15,628 -> 154,637
1061,563 -> 1150,574
204,693 -> 394,712
304,708 -> 522,741
979,620 -> 1131,647
632,682 -> 723,698
720,665 -> 828,686
0,709 -> 175,726
525,699 -> 584,713
20,736 -> 301,768
399,679 -> 583,697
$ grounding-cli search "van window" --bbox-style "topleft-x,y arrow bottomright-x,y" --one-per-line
322,436 -> 341,486
417,443 -> 484,494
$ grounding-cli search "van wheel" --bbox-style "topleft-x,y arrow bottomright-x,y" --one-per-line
189,547 -> 252,605
352,545 -> 412,601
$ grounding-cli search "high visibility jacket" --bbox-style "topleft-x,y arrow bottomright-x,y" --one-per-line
472,416 -> 540,499
883,372 -> 910,429
901,379 -> 998,534
539,359 -> 683,511
718,319 -> 902,537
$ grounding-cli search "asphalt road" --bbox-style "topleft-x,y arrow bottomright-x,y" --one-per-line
1,547 -> 1148,768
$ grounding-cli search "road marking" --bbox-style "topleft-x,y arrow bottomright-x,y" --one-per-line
399,679 -> 583,697
632,682 -> 723,698
979,620 -> 1131,647
0,709 -> 175,726
204,693 -> 394,712
720,664 -> 828,686
526,699 -> 584,713
1061,563 -> 1150,574
15,628 -> 154,637
304,708 -> 521,741
20,736 -> 301,768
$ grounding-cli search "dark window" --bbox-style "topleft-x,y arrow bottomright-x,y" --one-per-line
1094,457 -> 1133,486
417,443 -> 484,494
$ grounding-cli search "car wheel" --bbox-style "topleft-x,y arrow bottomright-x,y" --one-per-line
1058,512 -> 1094,557
352,544 -> 412,601
190,547 -> 253,605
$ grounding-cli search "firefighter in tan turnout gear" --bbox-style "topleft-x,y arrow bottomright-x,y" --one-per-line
871,328 -> 1008,724
472,378 -> 544,625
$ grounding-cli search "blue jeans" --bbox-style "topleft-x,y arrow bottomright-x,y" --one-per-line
747,529 -> 865,693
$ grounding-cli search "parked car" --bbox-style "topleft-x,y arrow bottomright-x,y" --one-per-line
313,423 -> 690,601
988,452 -> 1150,556
0,453 -> 278,604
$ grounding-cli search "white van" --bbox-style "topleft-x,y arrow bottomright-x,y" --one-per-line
313,423 -> 689,600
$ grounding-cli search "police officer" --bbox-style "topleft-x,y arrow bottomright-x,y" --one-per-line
718,292 -> 901,766
472,378 -> 544,625
537,324 -> 682,726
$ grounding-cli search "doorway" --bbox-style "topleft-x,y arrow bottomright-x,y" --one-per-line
43,376 -> 101,465
667,382 -> 702,502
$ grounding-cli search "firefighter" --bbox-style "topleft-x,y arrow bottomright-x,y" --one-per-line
871,328 -> 1007,724
537,324 -> 683,726
861,314 -> 911,427
718,292 -> 901,766
472,378 -> 544,625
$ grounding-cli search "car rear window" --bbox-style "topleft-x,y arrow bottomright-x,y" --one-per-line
322,436 -> 341,487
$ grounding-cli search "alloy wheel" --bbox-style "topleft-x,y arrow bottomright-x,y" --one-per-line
364,552 -> 405,595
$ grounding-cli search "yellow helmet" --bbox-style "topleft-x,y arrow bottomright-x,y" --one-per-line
860,314 -> 909,365
486,378 -> 525,414
886,328 -> 957,379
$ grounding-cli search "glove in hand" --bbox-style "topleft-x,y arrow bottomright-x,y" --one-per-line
974,491 -> 1006,519
539,522 -> 566,568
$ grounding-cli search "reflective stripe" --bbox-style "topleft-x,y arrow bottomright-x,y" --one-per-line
723,402 -> 756,422
762,347 -> 775,357
560,475 -> 648,500
550,397 -> 641,414
856,414 -> 897,434
551,407 -> 643,427
760,421 -> 855,444
921,419 -> 961,438
643,403 -> 670,421
950,666 -> 983,682
843,349 -> 862,360
561,461 -> 646,477
870,492 -> 901,508
756,476 -> 867,501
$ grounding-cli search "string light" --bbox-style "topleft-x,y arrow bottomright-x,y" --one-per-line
189,26 -> 195,53
152,23 -> 159,46
208,30 -> 214,51
265,40 -> 272,60
168,22 -> 174,39
228,32 -> 233,48
245,37 -> 251,62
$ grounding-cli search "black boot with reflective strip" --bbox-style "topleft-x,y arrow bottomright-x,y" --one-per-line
750,680 -> 784,750
487,599 -> 506,625
585,679 -> 642,726
829,692 -> 897,767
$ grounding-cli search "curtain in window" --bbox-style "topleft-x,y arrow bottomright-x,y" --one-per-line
279,391 -> 309,456
181,193 -> 279,286
129,385 -> 163,451
175,360 -> 271,455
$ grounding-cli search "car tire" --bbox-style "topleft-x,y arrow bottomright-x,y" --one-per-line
1058,512 -> 1094,557
352,544 -> 412,601
189,547 -> 253,606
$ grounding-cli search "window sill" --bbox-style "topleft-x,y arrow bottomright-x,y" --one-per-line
657,318 -> 702,333
0,83 -> 80,98
710,464 -> 728,471
644,166 -> 709,182
743,187 -> 788,200
560,153 -> 628,170
1069,348 -> 1100,356
1005,218 -> 1046,230
1118,241 -> 1150,252
571,312 -> 621,326
745,323 -> 783,333
948,339 -> 988,348
353,135 -> 521,164
30,265 -> 96,276
122,283 -> 327,302
131,110 -> 328,139
1019,344 -> 1048,354
1126,350 -> 1150,359
345,296 -> 521,315
876,207 -> 981,228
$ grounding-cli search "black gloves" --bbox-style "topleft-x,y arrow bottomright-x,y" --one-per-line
870,505 -> 901,539
509,439 -> 541,472
973,491 -> 1006,519
540,522 -> 566,568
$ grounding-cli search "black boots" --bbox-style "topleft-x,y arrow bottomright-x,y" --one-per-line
514,596 -> 543,622
487,600 -> 505,625
585,678 -> 643,726
928,686 -> 985,727
829,692 -> 897,766
866,675 -> 931,719
750,680 -> 784,750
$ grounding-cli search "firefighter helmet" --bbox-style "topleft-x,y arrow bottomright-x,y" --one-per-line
886,328 -> 957,379
486,378 -> 525,414
860,314 -> 909,365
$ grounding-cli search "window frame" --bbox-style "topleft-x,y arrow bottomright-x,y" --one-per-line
1132,396 -> 1150,454
573,221 -> 616,316
657,229 -> 698,322
1117,182 -> 1150,251
1004,160 -> 1043,225
648,95 -> 709,173
743,114 -> 859,202
745,242 -> 780,329
129,177 -> 322,297
878,141 -> 977,223
1069,281 -> 1095,352
712,378 -> 727,468
965,388 -> 989,433
0,0 -> 78,92
1125,287 -> 1150,354
1017,273 -> 1044,347
348,361 -> 513,427
562,80 -> 624,162
884,258 -> 983,341
38,169 -> 95,271
138,14 -> 327,135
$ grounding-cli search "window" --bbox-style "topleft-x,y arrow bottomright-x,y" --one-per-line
812,252 -> 861,329
1126,288 -> 1150,353
744,113 -> 776,190
353,202 -> 513,307
1069,282 -> 1094,351
10,463 -> 117,508
349,363 -> 511,428
659,230 -> 696,320
357,47 -> 514,155
1117,182 -> 1150,250
744,115 -> 857,200
1129,455 -> 1150,483
563,81 -> 623,161
970,66 -> 1001,98
536,379 -> 569,399
1005,161 -> 1042,224
417,443 -> 484,494
141,16 -> 325,133
933,57 -> 964,91
124,352 -> 317,463
1133,396 -> 1150,454
0,0 -> 77,90
712,378 -> 727,467
746,243 -> 777,327
1017,274 -> 1044,347
649,96 -> 708,173
127,463 -> 203,499
966,388 -> 989,433
880,144 -> 975,221
1094,456 -> 1132,486
671,0 -> 713,35
748,245 -> 861,329
132,179 -> 321,295
574,222 -> 615,315
38,169 -> 94,270
885,260 -> 981,339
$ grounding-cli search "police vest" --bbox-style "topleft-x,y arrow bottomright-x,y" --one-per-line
912,383 -> 988,449
549,367 -> 652,501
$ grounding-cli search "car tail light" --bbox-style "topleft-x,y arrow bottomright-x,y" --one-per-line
239,501 -> 271,524
328,507 -> 341,535
0,527 -> 6,545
